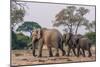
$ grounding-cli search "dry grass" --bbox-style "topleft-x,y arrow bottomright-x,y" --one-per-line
11,46 -> 96,66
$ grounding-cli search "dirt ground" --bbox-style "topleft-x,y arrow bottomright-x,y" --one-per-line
11,46 -> 96,66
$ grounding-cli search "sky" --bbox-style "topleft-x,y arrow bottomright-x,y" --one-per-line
21,2 -> 95,35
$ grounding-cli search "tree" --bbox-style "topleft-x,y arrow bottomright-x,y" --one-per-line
85,32 -> 96,44
91,20 -> 96,32
53,6 -> 77,33
17,21 -> 41,36
11,0 -> 27,49
83,20 -> 96,32
12,32 -> 32,50
75,7 -> 89,34
11,0 -> 26,30
53,6 -> 89,34
12,31 -> 17,49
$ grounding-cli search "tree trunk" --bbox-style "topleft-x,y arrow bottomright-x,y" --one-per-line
75,21 -> 81,35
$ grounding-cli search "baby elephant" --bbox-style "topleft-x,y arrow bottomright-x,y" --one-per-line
77,37 -> 92,57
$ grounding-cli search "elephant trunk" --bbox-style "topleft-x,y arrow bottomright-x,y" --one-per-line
32,39 -> 37,57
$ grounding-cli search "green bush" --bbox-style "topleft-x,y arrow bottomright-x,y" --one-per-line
11,31 -> 31,50
85,32 -> 96,44
11,21 -> 42,50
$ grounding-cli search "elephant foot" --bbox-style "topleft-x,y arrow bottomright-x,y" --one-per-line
88,54 -> 92,57
32,53 -> 36,57
88,55 -> 91,57
37,55 -> 42,58
67,54 -> 70,56
55,53 -> 59,57
32,50 -> 36,57
49,55 -> 53,57
62,51 -> 66,56
38,54 -> 42,57
48,48 -> 53,57
62,53 -> 66,56
49,53 -> 53,57
76,55 -> 79,57
74,52 -> 77,56
67,55 -> 70,57
32,54 -> 37,57
74,54 -> 77,56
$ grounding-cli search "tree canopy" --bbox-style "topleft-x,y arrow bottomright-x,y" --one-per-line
83,20 -> 96,32
17,21 -> 41,35
11,0 -> 26,28
12,21 -> 41,50
53,6 -> 89,34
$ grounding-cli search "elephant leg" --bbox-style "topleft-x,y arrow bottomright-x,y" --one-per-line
67,47 -> 71,56
59,40 -> 66,56
60,48 -> 66,56
32,43 -> 36,57
38,39 -> 43,57
72,48 -> 76,56
32,49 -> 36,56
77,47 -> 80,57
48,47 -> 53,57
79,49 -> 83,55
55,48 -> 59,56
82,49 -> 85,57
88,48 -> 92,57
60,42 -> 66,56
38,45 -> 43,57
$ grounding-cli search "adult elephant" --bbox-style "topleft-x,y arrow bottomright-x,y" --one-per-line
32,28 -> 66,57
63,33 -> 82,56
76,37 -> 92,57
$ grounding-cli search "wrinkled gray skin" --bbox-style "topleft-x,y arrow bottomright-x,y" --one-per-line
63,33 -> 92,57
32,28 -> 66,57
63,33 -> 77,56
63,33 -> 83,56
77,37 -> 92,57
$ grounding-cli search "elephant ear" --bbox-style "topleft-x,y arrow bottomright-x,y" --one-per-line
37,28 -> 42,39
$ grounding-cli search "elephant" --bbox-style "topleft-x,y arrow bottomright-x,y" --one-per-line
32,28 -> 66,57
63,33 -> 83,56
76,37 -> 92,57
63,33 -> 77,56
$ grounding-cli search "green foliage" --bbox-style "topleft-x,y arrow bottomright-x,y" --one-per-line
83,20 -> 96,32
11,0 -> 26,26
11,31 -> 31,50
17,21 -> 41,33
53,6 -> 89,34
85,32 -> 96,44
12,31 -> 17,49
12,21 -> 41,49
11,9 -> 25,24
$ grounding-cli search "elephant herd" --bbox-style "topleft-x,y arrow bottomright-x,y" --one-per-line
31,28 -> 92,57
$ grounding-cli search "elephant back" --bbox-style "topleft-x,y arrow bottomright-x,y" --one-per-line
79,37 -> 92,49
42,29 -> 63,46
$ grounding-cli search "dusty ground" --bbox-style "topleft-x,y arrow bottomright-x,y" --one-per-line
11,46 -> 96,66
